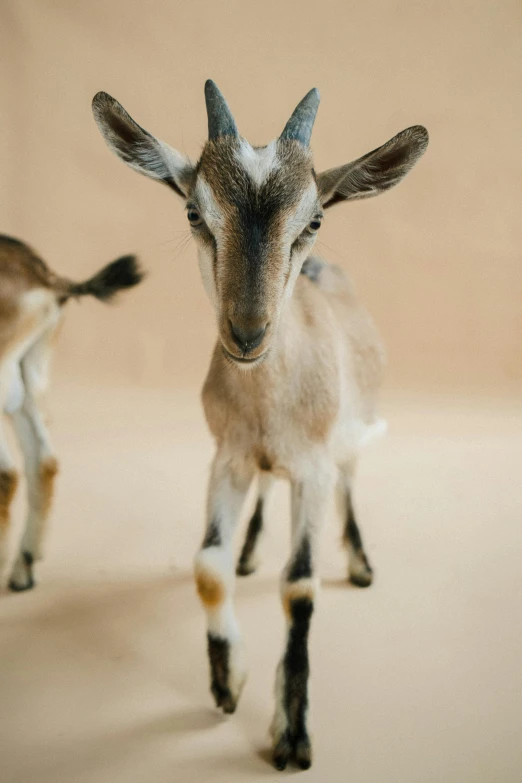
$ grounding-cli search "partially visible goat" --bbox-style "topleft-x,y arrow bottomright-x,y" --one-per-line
0,235 -> 142,591
92,80 -> 428,770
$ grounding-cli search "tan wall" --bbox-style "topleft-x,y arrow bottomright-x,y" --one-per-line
1,0 -> 521,394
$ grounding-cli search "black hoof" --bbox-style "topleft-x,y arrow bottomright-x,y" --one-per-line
8,552 -> 35,592
8,575 -> 35,592
349,568 -> 373,588
273,754 -> 289,771
273,733 -> 292,770
221,695 -> 237,714
211,682 -> 237,714
236,560 -> 256,577
272,730 -> 312,771
295,736 -> 312,769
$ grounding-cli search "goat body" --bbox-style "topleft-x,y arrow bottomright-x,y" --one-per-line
203,259 -> 385,480
0,235 -> 142,590
93,80 -> 427,770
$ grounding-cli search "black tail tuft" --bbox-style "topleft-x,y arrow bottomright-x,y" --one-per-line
68,255 -> 144,302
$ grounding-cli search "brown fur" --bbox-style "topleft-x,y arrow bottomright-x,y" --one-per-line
282,581 -> 316,619
90,84 -> 427,768
38,456 -> 59,520
0,469 -> 18,528
0,239 -> 52,358
195,567 -> 225,608
0,237 -> 67,363
0,235 -> 141,591
198,139 -> 312,215
0,237 -> 56,293
255,451 -> 273,472
202,268 -> 384,479
197,140 -> 315,342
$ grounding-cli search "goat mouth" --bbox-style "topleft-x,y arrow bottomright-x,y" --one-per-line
222,346 -> 267,366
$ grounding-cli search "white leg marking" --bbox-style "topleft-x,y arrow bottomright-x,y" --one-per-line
195,451 -> 254,713
8,324 -> 59,591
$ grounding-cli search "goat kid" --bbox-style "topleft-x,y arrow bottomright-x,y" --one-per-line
93,81 -> 428,770
0,236 -> 142,591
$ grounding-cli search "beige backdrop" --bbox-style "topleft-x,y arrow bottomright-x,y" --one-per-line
1,0 -> 520,395
1,4 -> 522,782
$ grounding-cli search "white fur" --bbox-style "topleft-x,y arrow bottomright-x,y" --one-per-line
194,545 -> 247,702
195,545 -> 235,597
235,139 -> 279,186
194,452 -> 253,705
124,139 -> 190,182
4,364 -> 24,414
196,245 -> 218,310
280,576 -> 319,602
194,176 -> 226,235
95,106 -> 193,191
357,417 -> 388,447
0,291 -> 61,585
280,182 -> 322,302
193,177 -> 226,314
283,181 -> 321,243
1,289 -> 59,427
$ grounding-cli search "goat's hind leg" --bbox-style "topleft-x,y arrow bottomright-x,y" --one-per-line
236,471 -> 274,576
338,461 -> 373,587
195,451 -> 254,713
8,328 -> 58,591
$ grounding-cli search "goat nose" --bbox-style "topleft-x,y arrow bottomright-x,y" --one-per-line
229,321 -> 267,354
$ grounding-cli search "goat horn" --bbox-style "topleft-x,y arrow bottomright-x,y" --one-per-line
280,88 -> 320,146
205,79 -> 238,140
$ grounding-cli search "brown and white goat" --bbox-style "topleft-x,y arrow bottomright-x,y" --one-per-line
0,236 -> 142,591
93,81 -> 428,770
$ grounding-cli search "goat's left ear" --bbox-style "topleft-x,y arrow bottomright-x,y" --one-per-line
317,125 -> 428,208
92,92 -> 194,198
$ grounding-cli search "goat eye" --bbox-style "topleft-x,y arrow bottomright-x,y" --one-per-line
187,208 -> 202,226
308,218 -> 322,233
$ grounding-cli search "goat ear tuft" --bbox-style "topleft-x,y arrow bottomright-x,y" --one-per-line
92,92 -> 194,198
317,125 -> 428,208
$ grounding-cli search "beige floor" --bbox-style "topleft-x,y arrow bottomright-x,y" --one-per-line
0,384 -> 521,783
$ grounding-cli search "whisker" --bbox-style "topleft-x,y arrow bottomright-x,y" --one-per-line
170,232 -> 193,261
316,238 -> 346,261
158,231 -> 193,246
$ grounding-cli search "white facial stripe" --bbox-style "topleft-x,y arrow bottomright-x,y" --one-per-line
194,176 -> 226,237
192,163 -> 319,315
283,181 -> 320,243
234,139 -> 279,187
196,160 -> 317,247
196,245 -> 218,308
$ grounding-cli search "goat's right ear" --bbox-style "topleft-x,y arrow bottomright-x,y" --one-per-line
92,92 -> 194,198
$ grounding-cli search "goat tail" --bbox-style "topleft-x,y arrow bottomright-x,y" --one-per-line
56,255 -> 144,303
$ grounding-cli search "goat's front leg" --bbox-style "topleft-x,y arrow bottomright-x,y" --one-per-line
271,463 -> 335,771
195,451 -> 254,714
